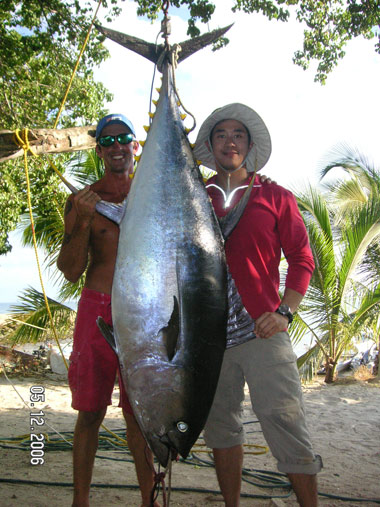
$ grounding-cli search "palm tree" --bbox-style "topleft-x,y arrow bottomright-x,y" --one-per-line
293,145 -> 380,382
319,143 -> 380,379
6,150 -> 102,344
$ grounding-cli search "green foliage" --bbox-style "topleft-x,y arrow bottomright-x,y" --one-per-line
134,0 -> 379,83
233,1 -> 380,83
0,0 -> 123,130
0,0 -> 127,254
294,146 -> 380,382
0,162 -> 24,254
8,286 -> 76,345
135,0 -> 215,37
69,148 -> 105,187
293,0 -> 380,83
6,149 -> 99,344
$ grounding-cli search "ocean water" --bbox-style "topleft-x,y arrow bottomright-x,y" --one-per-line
0,302 -> 15,314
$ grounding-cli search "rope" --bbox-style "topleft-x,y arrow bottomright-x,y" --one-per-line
9,0 -> 103,367
12,129 -> 69,370
8,1 -> 129,450
161,0 -> 171,47
47,157 -> 79,194
53,0 -> 103,128
151,470 -> 167,506
170,48 -> 197,133
162,0 -> 169,17
0,361 -> 72,445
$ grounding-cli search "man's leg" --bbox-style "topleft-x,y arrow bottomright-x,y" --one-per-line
72,408 -> 106,507
213,445 -> 244,507
288,473 -> 318,507
123,410 -> 160,507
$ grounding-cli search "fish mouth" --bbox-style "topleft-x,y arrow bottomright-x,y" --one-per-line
149,421 -> 193,467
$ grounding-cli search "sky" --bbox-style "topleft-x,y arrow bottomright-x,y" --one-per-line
1,0 -> 380,304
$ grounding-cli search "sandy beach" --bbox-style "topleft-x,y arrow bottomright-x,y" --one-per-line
1,313 -> 379,506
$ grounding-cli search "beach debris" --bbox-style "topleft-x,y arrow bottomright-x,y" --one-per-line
0,344 -> 46,375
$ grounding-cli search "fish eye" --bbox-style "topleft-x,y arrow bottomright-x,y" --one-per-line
177,421 -> 188,433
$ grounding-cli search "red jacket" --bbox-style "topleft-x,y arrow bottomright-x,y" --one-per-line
206,174 -> 314,319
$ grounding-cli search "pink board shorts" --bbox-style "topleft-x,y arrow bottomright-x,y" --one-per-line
68,287 -> 133,413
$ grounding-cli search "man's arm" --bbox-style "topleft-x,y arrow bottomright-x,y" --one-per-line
255,288 -> 303,339
254,190 -> 314,339
57,186 -> 101,283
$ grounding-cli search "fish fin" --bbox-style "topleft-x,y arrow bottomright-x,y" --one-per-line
177,25 -> 233,63
95,25 -> 159,64
95,198 -> 127,225
160,296 -> 180,361
95,24 -> 232,67
97,317 -> 118,354
218,176 -> 255,240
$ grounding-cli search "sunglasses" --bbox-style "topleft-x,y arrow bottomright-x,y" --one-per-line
98,133 -> 134,147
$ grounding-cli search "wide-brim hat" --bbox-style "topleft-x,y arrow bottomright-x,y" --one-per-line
96,113 -> 136,140
193,103 -> 271,172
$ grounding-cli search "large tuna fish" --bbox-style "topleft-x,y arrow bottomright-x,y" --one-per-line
55,23 -> 255,468
95,24 -> 232,467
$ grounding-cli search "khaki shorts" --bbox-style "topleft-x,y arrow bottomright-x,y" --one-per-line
203,332 -> 322,475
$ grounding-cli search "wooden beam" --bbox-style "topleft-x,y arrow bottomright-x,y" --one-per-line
0,126 -> 97,163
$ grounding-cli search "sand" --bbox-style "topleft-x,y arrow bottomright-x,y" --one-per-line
0,315 -> 379,506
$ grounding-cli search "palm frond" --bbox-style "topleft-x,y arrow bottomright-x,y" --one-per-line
288,313 -> 309,347
296,185 -> 333,239
339,198 -> 380,300
69,149 -> 104,187
19,211 -> 64,263
8,287 -> 76,345
319,142 -> 377,184
57,276 -> 84,301
352,283 -> 380,328
297,344 -> 322,382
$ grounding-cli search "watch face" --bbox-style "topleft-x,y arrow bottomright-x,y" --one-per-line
276,304 -> 293,323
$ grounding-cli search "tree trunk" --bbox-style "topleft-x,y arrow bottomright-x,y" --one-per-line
324,357 -> 337,383
0,126 -> 96,162
374,334 -> 379,378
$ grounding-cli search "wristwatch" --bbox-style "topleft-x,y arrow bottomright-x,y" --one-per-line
275,304 -> 293,324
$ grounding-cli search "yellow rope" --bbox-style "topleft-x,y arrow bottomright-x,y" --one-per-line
10,2 -> 129,446
47,157 -> 78,194
13,129 -> 69,370
9,0 -> 103,368
191,442 -> 269,456
53,0 -> 103,129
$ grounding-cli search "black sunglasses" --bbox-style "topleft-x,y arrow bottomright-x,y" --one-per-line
98,133 -> 134,147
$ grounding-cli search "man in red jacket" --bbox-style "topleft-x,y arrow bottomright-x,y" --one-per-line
194,103 -> 322,507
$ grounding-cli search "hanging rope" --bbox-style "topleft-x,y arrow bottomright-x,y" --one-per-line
53,0 -> 103,128
4,133 -> 128,445
170,47 -> 197,133
10,0 -> 103,366
161,0 -> 171,47
12,129 -> 69,370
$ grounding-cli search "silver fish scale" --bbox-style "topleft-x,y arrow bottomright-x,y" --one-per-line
111,59 -> 227,467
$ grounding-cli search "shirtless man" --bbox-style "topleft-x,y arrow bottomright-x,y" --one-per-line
57,114 -> 159,507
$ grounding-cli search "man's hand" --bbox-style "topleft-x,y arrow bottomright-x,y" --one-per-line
72,186 -> 101,221
259,174 -> 276,185
255,311 -> 288,339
